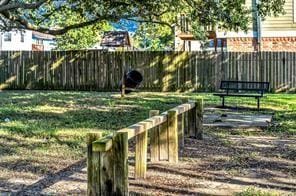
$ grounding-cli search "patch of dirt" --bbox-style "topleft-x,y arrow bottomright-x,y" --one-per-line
1,129 -> 295,195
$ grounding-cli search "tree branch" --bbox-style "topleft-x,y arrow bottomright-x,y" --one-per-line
0,0 -> 48,12
14,15 -> 110,35
125,17 -> 174,33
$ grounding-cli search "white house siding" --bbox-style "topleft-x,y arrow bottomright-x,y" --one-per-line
0,30 -> 32,51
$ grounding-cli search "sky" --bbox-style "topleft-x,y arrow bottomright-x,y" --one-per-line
112,19 -> 138,34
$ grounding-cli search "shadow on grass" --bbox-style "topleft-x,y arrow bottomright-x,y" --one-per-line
146,163 -> 296,192
14,159 -> 86,195
0,91 -> 295,194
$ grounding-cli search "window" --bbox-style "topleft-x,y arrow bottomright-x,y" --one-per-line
4,33 -> 11,42
20,33 -> 24,42
34,39 -> 43,45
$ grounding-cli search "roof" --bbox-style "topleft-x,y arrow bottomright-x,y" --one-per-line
177,31 -> 216,40
32,31 -> 55,40
100,31 -> 131,47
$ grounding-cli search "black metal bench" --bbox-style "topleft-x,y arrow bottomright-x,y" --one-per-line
213,81 -> 270,110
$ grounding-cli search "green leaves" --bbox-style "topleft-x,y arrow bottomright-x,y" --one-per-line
0,0 -> 286,41
55,20 -> 112,50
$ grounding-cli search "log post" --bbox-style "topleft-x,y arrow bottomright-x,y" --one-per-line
178,113 -> 184,149
113,132 -> 129,195
182,99 -> 189,136
168,110 -> 178,163
159,121 -> 169,161
87,132 -> 102,196
91,132 -> 129,195
100,149 -> 114,195
188,104 -> 194,138
149,110 -> 160,162
195,98 -> 204,140
189,100 -> 197,138
135,123 -> 148,179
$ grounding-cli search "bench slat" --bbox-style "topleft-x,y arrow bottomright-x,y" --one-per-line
213,93 -> 263,98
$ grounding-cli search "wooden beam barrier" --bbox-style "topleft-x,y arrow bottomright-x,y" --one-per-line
117,102 -> 195,140
87,101 -> 198,196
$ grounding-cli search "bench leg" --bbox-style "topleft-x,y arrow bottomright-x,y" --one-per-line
222,96 -> 225,107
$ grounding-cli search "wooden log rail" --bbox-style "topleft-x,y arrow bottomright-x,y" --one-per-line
87,98 -> 204,196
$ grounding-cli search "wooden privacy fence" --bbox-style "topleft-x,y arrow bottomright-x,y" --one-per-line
0,50 -> 295,92
87,98 -> 204,195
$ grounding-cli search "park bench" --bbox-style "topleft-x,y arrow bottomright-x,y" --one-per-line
213,81 -> 270,110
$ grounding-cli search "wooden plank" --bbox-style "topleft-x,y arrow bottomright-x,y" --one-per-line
87,132 -> 102,196
118,102 -> 195,139
195,98 -> 204,140
135,122 -> 148,179
167,110 -> 178,163
99,148 -> 114,195
182,99 -> 189,136
159,120 -> 169,161
292,52 -> 296,92
178,112 -> 185,149
189,100 -> 197,138
287,52 -> 291,91
149,110 -> 160,162
113,132 -> 129,195
93,135 -> 113,152
188,104 -> 194,137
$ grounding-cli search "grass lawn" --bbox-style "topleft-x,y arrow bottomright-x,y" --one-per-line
0,91 -> 295,194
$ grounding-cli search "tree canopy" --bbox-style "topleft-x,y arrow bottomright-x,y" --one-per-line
0,0 -> 285,36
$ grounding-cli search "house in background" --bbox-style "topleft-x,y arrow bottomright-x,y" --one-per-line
32,31 -> 56,51
97,31 -> 135,51
0,30 -> 32,50
174,15 -> 223,51
175,0 -> 296,52
0,30 -> 56,51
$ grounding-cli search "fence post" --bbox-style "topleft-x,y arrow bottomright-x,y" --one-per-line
135,123 -> 148,179
87,132 -> 102,196
168,110 -> 178,163
149,110 -> 160,162
195,98 -> 204,140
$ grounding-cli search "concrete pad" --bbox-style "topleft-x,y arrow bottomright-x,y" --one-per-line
204,113 -> 273,128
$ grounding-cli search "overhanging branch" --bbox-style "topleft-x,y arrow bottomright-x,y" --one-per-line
124,18 -> 174,33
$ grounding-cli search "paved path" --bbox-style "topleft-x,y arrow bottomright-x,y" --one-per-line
204,113 -> 272,128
